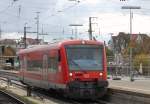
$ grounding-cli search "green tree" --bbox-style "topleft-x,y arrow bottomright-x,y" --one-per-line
133,54 -> 150,75
106,47 -> 114,57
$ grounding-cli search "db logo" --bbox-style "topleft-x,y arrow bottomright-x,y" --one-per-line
83,74 -> 89,78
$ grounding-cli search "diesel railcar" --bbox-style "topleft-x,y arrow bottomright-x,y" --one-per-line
18,40 -> 108,99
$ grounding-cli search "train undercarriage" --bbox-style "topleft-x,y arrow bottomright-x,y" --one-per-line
66,80 -> 108,99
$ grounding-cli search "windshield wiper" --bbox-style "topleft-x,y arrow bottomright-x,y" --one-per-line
70,59 -> 82,69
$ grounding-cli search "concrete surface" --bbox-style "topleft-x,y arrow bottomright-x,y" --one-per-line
108,76 -> 150,95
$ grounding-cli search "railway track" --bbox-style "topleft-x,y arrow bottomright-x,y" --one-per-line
0,76 -> 112,104
0,90 -> 25,104
95,100 -> 115,104
32,88 -> 113,104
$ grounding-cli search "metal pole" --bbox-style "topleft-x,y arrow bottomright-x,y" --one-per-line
42,24 -> 44,41
88,17 -> 98,40
36,12 -> 40,43
75,27 -> 77,39
37,12 -> 39,40
24,23 -> 31,48
0,24 -> 1,39
121,6 -> 141,81
24,25 -> 27,48
72,29 -> 74,35
129,9 -> 133,80
89,17 -> 92,40
27,86 -> 31,96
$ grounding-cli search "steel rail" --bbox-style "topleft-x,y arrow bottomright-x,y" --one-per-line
0,90 -> 26,104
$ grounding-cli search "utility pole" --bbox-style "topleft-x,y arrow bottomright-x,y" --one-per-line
121,6 -> 141,81
24,23 -> 27,48
41,25 -> 44,41
0,24 -> 1,39
24,23 -> 31,48
0,21 -> 7,39
88,17 -> 98,40
39,24 -> 48,42
24,23 -> 47,45
35,12 -> 40,43
89,17 -> 92,40
71,29 -> 74,35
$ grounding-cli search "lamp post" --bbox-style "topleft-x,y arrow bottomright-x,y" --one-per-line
121,6 -> 141,81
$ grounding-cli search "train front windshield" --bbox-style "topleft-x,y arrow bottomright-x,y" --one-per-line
65,45 -> 103,70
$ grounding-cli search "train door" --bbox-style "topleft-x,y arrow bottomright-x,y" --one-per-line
53,50 -> 63,84
42,55 -> 49,89
48,49 -> 63,88
57,50 -> 63,84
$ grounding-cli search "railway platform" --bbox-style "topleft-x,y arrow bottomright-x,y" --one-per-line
108,76 -> 150,95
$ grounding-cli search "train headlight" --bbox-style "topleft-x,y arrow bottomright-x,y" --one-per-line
82,40 -> 85,44
69,73 -> 73,77
99,72 -> 103,76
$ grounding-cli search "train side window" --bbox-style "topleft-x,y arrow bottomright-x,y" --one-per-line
53,57 -> 58,70
27,60 -> 42,71
48,57 -> 58,72
48,50 -> 59,72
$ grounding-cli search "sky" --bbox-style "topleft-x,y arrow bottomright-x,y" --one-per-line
0,0 -> 150,42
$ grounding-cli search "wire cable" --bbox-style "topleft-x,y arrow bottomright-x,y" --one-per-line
0,0 -> 17,14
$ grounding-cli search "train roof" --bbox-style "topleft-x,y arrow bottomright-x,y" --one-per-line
17,39 -> 104,54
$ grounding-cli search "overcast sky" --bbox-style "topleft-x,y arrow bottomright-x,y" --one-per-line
0,0 -> 150,42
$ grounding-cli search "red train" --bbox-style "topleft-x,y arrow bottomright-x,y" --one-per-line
18,40 -> 108,99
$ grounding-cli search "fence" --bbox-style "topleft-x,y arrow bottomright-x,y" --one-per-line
107,56 -> 150,77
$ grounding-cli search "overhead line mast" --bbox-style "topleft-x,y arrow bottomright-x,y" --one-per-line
35,12 -> 40,43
